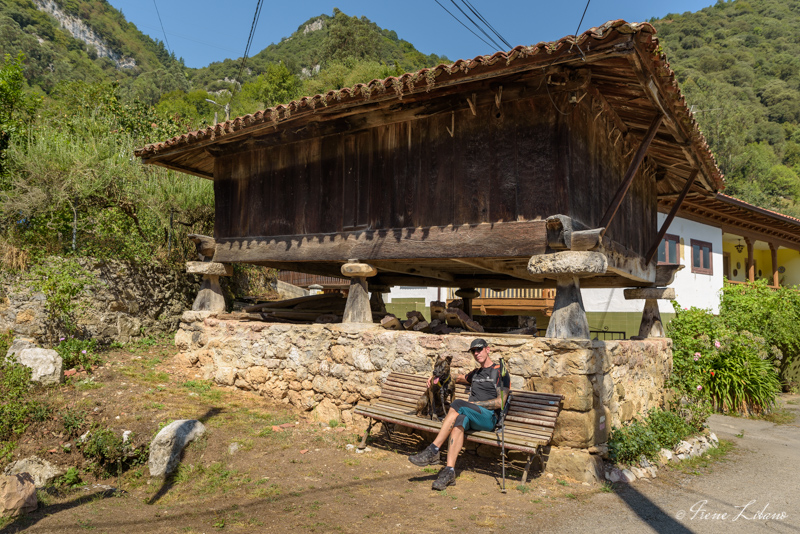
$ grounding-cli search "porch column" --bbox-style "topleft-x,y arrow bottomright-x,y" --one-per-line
745,237 -> 755,282
770,243 -> 779,287
455,288 -> 481,319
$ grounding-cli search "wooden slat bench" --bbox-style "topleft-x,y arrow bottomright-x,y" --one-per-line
354,372 -> 564,484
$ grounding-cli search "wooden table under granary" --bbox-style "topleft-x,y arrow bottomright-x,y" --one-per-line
135,20 -> 724,340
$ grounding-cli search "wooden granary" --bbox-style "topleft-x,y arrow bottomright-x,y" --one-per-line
136,20 -> 723,338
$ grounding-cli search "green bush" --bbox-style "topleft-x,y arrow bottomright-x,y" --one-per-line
667,300 -> 783,416
0,351 -> 51,443
79,427 -> 147,477
59,407 -> 87,437
55,337 -> 101,371
719,280 -> 800,381
608,408 -> 695,464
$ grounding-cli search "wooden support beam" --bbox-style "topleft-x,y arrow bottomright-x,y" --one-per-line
371,261 -> 455,282
599,113 -> 663,236
645,169 -> 699,263
770,243 -> 779,287
745,237 -> 755,282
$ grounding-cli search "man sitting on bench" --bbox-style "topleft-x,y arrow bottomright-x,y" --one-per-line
409,338 -> 510,490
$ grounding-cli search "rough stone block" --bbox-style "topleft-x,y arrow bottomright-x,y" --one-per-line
0,473 -> 37,517
148,420 -> 206,477
186,261 -> 232,276
552,409 -> 595,448
312,398 -> 340,423
545,447 -> 603,484
16,348 -> 63,385
532,375 -> 592,411
3,457 -> 63,487
5,338 -> 35,359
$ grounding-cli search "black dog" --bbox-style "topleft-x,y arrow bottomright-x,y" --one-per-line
415,355 -> 455,420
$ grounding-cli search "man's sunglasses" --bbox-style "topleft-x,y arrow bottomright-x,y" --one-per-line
470,348 -> 484,355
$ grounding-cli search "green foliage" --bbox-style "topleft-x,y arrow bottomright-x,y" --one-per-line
719,280 -> 800,378
79,427 -> 147,477
0,329 -> 11,357
55,337 -> 100,371
608,408 -> 694,464
653,1 -> 800,217
667,297 -> 783,416
55,466 -> 83,487
0,53 -> 38,174
30,258 -> 94,336
0,350 -> 51,442
59,406 -> 87,437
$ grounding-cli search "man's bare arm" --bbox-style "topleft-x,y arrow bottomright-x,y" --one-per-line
470,387 -> 510,410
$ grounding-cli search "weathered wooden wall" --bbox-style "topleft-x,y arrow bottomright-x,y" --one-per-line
213,88 -> 656,258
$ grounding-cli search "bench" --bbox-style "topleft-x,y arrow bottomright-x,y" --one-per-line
353,372 -> 563,485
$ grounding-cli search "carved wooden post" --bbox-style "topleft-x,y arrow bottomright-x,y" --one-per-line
369,284 -> 391,314
527,251 -> 607,339
623,288 -> 675,339
187,261 -> 232,313
745,237 -> 755,282
455,288 -> 481,319
341,259 -> 377,323
770,243 -> 779,287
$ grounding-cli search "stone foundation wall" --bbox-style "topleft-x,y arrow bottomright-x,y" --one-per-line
175,312 -> 672,451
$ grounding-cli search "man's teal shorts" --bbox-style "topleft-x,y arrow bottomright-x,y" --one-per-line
451,399 -> 497,431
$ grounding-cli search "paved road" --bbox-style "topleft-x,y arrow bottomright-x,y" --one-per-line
534,394 -> 800,534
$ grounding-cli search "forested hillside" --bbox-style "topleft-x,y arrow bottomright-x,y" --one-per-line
653,0 -> 800,216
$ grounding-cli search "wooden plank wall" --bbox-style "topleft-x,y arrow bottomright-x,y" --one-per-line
213,89 -> 656,258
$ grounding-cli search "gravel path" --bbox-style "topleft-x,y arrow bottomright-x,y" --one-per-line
533,394 -> 800,534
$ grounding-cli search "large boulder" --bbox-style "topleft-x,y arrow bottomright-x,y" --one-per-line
5,338 -> 36,359
312,398 -> 340,424
148,420 -> 206,477
3,457 -> 64,487
0,473 -> 37,517
15,348 -> 63,385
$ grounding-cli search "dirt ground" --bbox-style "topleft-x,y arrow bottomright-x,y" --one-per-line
0,337 -> 759,534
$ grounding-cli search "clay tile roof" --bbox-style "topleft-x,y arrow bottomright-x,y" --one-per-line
135,19 -> 723,193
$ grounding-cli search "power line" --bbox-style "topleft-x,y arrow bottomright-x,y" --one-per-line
229,0 -> 265,108
151,0 -> 171,55
573,0 -> 592,40
433,0 -> 496,51
461,0 -> 512,49
447,0 -> 503,50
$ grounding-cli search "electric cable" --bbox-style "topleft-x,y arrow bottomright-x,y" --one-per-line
433,0 -> 496,50
573,0 -> 592,40
461,0 -> 512,49
448,0 -> 503,50
152,0 -> 171,55
230,0 -> 265,108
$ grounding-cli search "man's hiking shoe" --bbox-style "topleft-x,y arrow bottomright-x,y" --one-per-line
409,444 -> 440,466
432,467 -> 456,491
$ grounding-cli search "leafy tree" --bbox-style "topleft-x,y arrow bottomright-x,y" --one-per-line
0,53 -> 37,177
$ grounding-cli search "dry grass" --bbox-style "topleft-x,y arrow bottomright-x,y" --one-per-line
0,237 -> 30,271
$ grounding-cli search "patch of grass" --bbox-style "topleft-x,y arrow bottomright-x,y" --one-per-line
600,482 -> 614,493
422,467 -> 438,474
566,493 -> 577,499
60,407 -> 87,437
142,370 -> 170,383
556,479 -> 568,486
515,484 -> 531,494
74,377 -> 102,390
145,402 -> 164,410
754,407 -> 796,425
670,439 -> 734,473
181,380 -> 222,402
786,400 -> 798,405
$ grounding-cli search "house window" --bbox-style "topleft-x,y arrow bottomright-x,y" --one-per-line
658,234 -> 680,265
691,239 -> 713,275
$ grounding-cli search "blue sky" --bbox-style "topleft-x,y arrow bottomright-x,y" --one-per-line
107,0 -> 716,69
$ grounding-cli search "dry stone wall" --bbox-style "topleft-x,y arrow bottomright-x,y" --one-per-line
0,259 -> 194,344
175,312 -> 672,449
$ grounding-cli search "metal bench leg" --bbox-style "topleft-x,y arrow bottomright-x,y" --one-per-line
521,454 -> 533,485
358,419 -> 375,450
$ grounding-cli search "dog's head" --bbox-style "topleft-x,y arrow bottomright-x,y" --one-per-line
431,355 -> 452,385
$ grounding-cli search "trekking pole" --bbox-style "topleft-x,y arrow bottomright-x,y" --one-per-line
501,423 -> 506,493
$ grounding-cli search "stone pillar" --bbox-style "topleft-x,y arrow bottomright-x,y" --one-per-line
187,262 -> 232,313
455,288 -> 480,319
623,287 -> 675,338
340,259 -> 377,324
527,252 -> 607,340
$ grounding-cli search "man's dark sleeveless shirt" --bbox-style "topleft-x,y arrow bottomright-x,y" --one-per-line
465,363 -> 510,410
